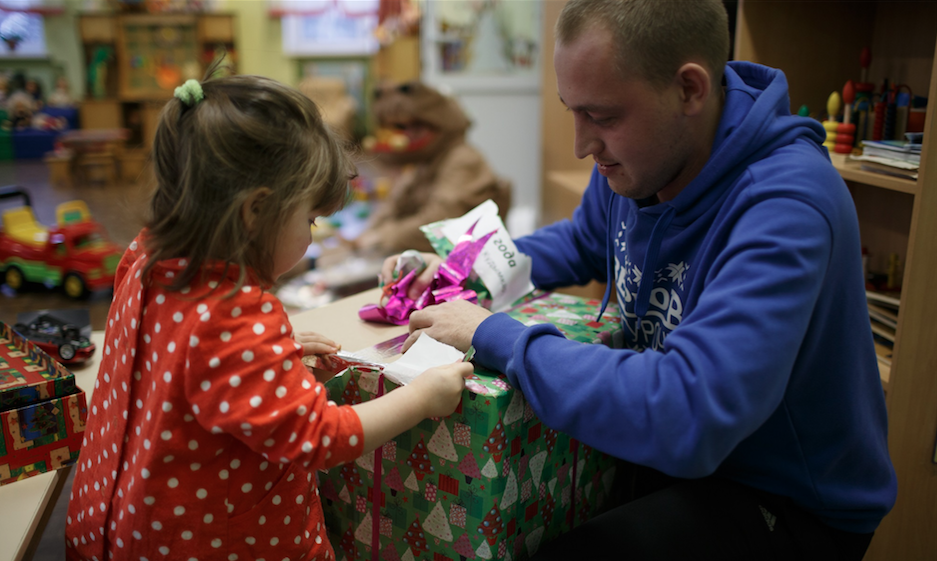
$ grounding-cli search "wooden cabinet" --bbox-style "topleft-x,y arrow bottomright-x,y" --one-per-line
77,12 -> 237,149
735,1 -> 936,559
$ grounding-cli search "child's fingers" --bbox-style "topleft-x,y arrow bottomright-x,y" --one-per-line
296,331 -> 340,349
454,361 -> 474,378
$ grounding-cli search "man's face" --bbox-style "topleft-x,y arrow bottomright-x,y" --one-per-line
554,27 -> 690,202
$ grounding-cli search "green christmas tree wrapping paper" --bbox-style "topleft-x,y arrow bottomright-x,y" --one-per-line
320,293 -> 624,561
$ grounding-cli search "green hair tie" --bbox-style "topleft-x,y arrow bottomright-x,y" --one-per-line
174,79 -> 204,106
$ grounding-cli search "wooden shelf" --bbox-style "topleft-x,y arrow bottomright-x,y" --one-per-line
735,2 -> 937,559
828,153 -> 919,195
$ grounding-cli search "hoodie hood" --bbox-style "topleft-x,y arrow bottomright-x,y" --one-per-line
597,62 -> 827,322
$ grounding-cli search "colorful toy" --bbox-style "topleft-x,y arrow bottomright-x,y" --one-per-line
823,89 -> 857,154
13,313 -> 96,364
0,187 -> 121,299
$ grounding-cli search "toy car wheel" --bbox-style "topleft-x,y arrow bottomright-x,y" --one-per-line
59,343 -> 76,361
63,273 -> 88,300
4,265 -> 24,291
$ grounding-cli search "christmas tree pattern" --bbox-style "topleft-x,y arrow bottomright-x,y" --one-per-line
340,462 -> 363,489
343,375 -> 364,405
385,465 -> 404,496
481,457 -> 498,479
354,511 -> 373,544
453,532 -> 476,560
475,539 -> 492,560
401,516 -> 428,556
476,503 -> 504,546
381,543 -> 402,561
543,427 -> 558,454
340,525 -> 358,559
404,470 -> 419,492
541,492 -> 556,526
525,527 -> 545,557
458,452 -> 481,484
320,477 -> 340,504
357,368 -> 382,394
501,468 -> 518,509
482,417 -> 507,461
529,450 -> 547,487
406,436 -> 434,481
427,421 -> 459,462
423,501 -> 454,542
503,390 -> 524,425
356,449 -> 374,472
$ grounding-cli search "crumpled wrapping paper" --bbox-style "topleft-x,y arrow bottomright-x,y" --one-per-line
359,219 -> 495,325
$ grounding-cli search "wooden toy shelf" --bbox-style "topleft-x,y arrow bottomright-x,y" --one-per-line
77,12 -> 237,152
735,2 -> 936,559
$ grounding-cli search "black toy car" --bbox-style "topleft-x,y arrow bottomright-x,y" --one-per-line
13,313 -> 96,364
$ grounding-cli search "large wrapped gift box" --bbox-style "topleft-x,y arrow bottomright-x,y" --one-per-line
0,322 -> 87,485
321,293 -> 623,561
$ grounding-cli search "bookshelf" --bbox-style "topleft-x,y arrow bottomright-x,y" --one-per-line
734,1 -> 937,559
77,12 -> 237,150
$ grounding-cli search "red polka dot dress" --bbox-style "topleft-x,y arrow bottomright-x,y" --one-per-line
66,234 -> 364,561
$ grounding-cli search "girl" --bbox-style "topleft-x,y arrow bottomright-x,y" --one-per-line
65,67 -> 472,561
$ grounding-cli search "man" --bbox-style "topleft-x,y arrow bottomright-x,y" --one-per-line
385,1 -> 896,558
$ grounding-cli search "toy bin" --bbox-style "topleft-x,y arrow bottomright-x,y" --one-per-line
0,321 -> 87,486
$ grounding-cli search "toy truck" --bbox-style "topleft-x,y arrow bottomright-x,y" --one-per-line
0,186 -> 121,299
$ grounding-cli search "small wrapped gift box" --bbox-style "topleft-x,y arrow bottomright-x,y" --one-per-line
0,321 -> 87,485
321,293 -> 623,561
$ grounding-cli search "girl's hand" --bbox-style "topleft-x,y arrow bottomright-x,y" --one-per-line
408,361 -> 475,418
296,331 -> 341,371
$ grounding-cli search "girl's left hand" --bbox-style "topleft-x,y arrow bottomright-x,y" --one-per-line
296,331 -> 341,370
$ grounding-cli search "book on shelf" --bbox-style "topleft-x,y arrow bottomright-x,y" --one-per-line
858,161 -> 918,181
870,319 -> 895,343
868,302 -> 898,329
859,139 -> 922,165
866,290 -> 900,308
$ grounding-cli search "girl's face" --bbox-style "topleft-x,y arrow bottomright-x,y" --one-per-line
272,204 -> 319,280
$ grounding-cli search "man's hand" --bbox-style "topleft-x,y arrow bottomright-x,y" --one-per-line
405,299 -> 493,352
380,252 -> 443,300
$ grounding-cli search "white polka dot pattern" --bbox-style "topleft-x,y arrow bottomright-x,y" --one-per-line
65,234 -> 363,561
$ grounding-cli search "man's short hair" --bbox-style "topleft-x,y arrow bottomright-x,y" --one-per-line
556,0 -> 730,89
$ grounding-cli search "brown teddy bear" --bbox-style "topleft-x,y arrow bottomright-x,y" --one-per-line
356,81 -> 512,253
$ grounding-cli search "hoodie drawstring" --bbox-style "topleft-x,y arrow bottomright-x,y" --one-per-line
634,205 -> 676,318
596,195 -> 616,322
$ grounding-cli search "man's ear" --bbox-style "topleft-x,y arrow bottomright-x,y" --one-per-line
241,187 -> 273,233
674,62 -> 712,116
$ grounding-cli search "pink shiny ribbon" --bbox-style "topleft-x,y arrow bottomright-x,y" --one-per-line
359,219 -> 495,324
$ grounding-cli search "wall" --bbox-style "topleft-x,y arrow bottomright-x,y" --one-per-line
214,0 -> 294,85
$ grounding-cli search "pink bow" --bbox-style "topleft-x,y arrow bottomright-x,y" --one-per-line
359,220 -> 495,325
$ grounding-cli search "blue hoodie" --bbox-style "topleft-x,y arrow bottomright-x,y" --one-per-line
472,62 -> 897,534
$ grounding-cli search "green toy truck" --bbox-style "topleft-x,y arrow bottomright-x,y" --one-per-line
0,187 -> 121,299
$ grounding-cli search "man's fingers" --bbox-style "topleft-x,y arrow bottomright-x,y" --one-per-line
402,330 -> 422,353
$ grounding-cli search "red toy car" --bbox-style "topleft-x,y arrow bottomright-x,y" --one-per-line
13,313 -> 96,363
0,186 -> 121,299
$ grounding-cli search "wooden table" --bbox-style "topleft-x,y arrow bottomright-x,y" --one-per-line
55,128 -> 130,186
0,287 -> 401,561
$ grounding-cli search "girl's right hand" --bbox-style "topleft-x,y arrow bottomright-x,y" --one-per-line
408,361 -> 475,418
380,252 -> 443,300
